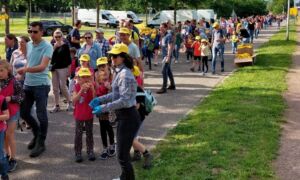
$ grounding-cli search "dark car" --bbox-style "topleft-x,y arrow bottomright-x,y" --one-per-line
39,20 -> 73,36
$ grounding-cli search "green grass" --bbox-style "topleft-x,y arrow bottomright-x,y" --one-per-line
136,26 -> 297,179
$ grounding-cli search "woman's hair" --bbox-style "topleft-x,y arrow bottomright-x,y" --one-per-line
19,36 -> 30,43
108,52 -> 134,69
70,47 -> 77,54
83,31 -> 93,38
0,59 -> 12,75
53,29 -> 63,37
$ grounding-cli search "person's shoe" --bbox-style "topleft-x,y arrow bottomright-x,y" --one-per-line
50,105 -> 60,113
1,175 -> 9,180
88,153 -> 96,161
131,151 -> 142,162
29,137 -> 45,158
186,60 -> 190,63
75,155 -> 83,163
156,88 -> 167,94
175,60 -> 178,64
221,69 -> 225,72
66,103 -> 73,112
154,63 -> 158,67
108,144 -> 116,157
143,152 -> 153,169
110,121 -> 117,128
112,178 -> 120,180
190,68 -> 195,72
27,137 -> 37,150
8,159 -> 17,172
212,71 -> 216,75
167,85 -> 176,90
99,149 -> 109,160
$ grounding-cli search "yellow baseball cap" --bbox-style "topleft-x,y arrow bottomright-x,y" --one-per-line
77,68 -> 92,77
195,36 -> 201,40
119,28 -> 131,35
132,66 -> 140,77
97,57 -> 108,66
108,43 -> 129,55
79,54 -> 90,62
212,22 -> 219,28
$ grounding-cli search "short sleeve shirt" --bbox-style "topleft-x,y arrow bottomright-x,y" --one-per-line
127,42 -> 140,59
213,29 -> 224,47
25,40 -> 53,86
161,32 -> 174,58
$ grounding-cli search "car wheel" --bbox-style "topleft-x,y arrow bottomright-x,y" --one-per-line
46,29 -> 54,36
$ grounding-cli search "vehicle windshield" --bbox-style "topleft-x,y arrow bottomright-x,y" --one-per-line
106,14 -> 116,20
129,13 -> 138,19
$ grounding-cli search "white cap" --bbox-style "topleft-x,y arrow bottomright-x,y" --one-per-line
95,28 -> 104,33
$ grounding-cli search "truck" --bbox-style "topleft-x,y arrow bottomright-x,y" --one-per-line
77,9 -> 119,28
108,10 -> 143,24
147,9 -> 215,28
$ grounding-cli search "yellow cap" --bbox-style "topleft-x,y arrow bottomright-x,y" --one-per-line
77,67 -> 92,77
108,43 -> 129,55
119,28 -> 131,35
132,66 -> 140,77
195,36 -> 201,40
201,39 -> 208,43
97,57 -> 108,66
212,22 -> 219,28
79,54 -> 90,62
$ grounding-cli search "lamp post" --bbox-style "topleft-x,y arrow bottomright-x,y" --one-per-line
286,0 -> 290,41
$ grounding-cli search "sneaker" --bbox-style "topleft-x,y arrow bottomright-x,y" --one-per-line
167,85 -> 176,90
110,121 -> 117,128
186,60 -> 190,63
112,178 -> 120,180
8,159 -> 17,172
175,60 -> 178,64
27,137 -> 37,150
66,103 -> 73,112
75,155 -> 83,163
131,151 -> 142,162
156,88 -> 167,94
221,69 -> 225,72
88,153 -> 96,161
108,144 -> 116,157
143,152 -> 153,169
190,68 -> 195,72
154,63 -> 158,67
99,149 -> 109,160
1,175 -> 9,180
50,105 -> 60,113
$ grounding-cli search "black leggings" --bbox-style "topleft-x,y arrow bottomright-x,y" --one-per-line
99,119 -> 115,148
186,48 -> 193,60
116,107 -> 141,180
202,56 -> 209,72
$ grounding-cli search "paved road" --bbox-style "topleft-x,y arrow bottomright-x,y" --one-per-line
10,25 -> 280,180
275,24 -> 300,180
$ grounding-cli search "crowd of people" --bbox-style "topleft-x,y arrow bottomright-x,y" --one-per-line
0,14 -> 281,180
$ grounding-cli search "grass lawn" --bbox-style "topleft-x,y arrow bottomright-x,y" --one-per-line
136,26 -> 297,179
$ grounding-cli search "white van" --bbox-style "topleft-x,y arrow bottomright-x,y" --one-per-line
147,9 -> 215,28
109,10 -> 143,24
77,9 -> 119,28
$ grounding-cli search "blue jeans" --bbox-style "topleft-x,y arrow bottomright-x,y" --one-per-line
255,29 -> 259,38
162,58 -> 175,89
249,30 -> 254,43
0,131 -> 8,177
173,44 -> 180,61
21,85 -> 50,139
212,45 -> 225,73
242,38 -> 250,44
232,42 -> 237,53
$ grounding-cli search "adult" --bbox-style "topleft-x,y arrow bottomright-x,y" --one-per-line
124,20 -> 140,47
89,44 -> 141,180
77,31 -> 102,71
17,21 -> 53,158
118,28 -> 143,73
211,22 -> 225,74
69,20 -> 82,49
10,36 -> 30,83
156,23 -> 176,94
5,34 -> 18,63
247,19 -> 255,43
95,28 -> 111,57
50,29 -> 72,113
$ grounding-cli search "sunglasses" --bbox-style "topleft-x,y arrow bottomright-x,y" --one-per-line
28,30 -> 39,34
55,36 -> 62,39
85,36 -> 92,40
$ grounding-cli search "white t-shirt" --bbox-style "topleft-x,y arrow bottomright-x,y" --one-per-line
11,49 -> 27,76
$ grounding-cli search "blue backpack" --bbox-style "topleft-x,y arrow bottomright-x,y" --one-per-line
136,89 -> 157,115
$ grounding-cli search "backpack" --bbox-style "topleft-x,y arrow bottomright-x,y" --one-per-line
136,89 -> 157,115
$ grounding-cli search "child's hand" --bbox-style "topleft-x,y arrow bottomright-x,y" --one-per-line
104,81 -> 111,89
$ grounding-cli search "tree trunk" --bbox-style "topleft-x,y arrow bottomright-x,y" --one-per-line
4,0 -> 10,34
72,0 -> 75,26
96,0 -> 100,28
174,0 -> 177,25
26,0 -> 31,27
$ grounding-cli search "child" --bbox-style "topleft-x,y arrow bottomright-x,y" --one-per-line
76,54 -> 94,77
0,60 -> 23,172
72,67 -> 96,163
190,36 -> 201,72
185,34 -> 194,63
231,31 -> 239,54
95,58 -> 116,160
131,66 -> 153,169
226,25 -> 233,40
0,94 -> 9,180
68,47 -> 79,98
200,39 -> 210,75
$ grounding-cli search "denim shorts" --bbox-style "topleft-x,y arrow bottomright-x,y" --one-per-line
8,111 -> 20,123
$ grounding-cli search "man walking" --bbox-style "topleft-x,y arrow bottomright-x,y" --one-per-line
157,23 -> 176,94
18,22 -> 53,158
211,22 -> 225,74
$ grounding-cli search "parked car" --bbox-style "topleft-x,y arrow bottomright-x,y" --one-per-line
39,20 -> 73,36
77,9 -> 119,28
